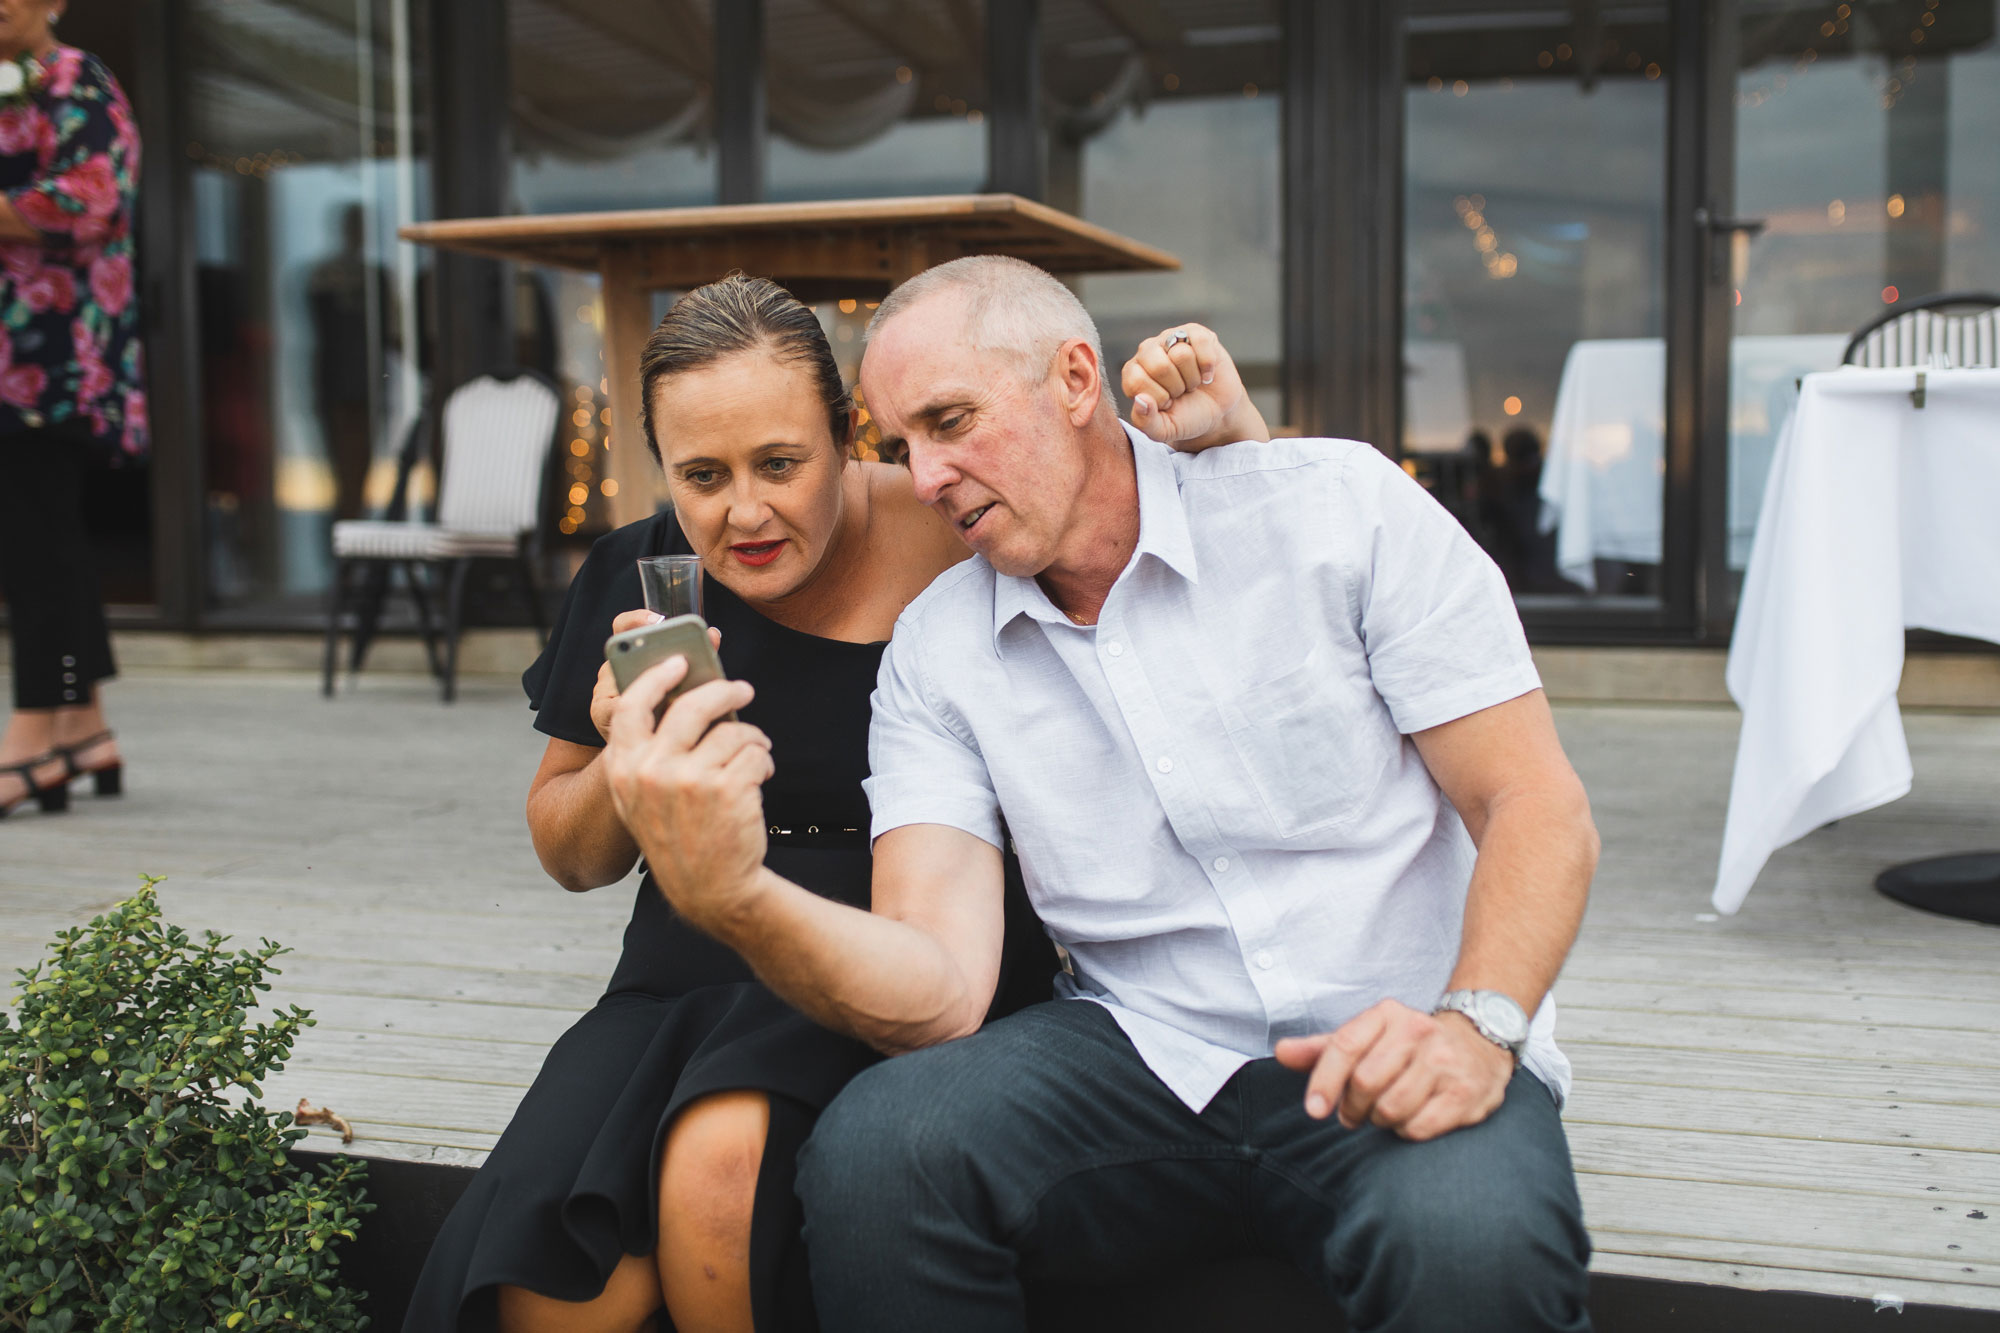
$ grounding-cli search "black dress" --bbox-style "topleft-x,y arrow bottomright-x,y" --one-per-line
405,512 -> 1054,1332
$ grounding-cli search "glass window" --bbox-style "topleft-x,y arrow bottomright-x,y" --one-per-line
509,0 -> 719,542
1727,0 -> 2000,590
1042,1 -> 1285,427
186,0 -> 431,622
1403,3 -> 1671,604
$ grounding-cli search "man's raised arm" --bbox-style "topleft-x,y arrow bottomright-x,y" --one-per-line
601,656 -> 1006,1055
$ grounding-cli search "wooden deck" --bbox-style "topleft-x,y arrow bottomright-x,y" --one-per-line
2,671 -> 1996,1313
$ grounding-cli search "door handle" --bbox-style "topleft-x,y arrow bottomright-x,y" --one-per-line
1695,208 -> 1768,283
1694,207 -> 1768,236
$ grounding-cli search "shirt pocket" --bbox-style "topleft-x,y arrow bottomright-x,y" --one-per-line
1218,646 -> 1387,842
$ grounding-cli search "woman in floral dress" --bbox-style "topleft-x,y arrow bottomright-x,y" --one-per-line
0,0 -> 144,819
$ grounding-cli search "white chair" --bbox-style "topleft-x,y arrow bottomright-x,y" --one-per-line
322,371 -> 563,702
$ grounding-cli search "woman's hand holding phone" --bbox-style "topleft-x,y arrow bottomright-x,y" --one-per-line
591,609 -> 723,742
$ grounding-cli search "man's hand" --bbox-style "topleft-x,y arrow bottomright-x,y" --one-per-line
602,655 -> 771,931
591,611 -> 723,742
1274,999 -> 1514,1142
1120,322 -> 1269,451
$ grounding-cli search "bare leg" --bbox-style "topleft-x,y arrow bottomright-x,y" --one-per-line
656,1090 -> 769,1333
496,1251 -> 664,1333
0,707 -> 64,804
50,691 -> 119,774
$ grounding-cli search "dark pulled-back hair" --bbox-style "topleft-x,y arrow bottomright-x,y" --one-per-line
637,273 -> 853,465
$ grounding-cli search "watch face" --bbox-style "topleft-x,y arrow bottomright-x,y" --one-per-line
1475,992 -> 1529,1044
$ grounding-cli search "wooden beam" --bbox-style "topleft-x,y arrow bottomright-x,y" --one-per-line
599,247 -> 665,528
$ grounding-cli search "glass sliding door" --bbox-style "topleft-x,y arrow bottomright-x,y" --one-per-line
185,0 -> 430,623
1402,2 -> 1675,609
1722,0 -> 1999,605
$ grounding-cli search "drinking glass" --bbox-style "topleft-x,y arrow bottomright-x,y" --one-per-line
637,555 -> 705,621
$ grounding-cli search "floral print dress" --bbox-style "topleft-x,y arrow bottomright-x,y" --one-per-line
0,45 -> 144,460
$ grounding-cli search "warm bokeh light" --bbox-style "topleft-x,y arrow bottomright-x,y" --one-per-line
1887,194 -> 1906,218
1882,285 -> 1900,304
570,439 -> 590,457
601,479 -> 620,498
1827,199 -> 1846,225
1503,395 -> 1523,416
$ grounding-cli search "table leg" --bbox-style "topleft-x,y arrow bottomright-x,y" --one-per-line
600,249 -> 664,530
1876,852 -> 2000,926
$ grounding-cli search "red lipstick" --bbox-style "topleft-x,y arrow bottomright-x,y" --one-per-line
730,540 -> 785,567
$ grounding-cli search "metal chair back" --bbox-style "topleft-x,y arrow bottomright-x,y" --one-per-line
1842,292 -> 2000,369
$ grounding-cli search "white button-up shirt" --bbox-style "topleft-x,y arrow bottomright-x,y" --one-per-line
864,426 -> 1569,1111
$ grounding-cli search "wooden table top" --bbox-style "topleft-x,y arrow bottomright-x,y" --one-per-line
398,192 -> 1179,279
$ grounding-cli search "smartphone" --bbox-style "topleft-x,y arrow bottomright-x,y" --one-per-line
604,614 -> 732,719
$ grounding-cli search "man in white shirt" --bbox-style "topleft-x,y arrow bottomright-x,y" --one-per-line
605,256 -> 1599,1331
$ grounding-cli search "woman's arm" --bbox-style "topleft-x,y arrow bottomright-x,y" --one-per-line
1120,322 -> 1273,451
527,608 -> 728,892
528,736 -> 642,893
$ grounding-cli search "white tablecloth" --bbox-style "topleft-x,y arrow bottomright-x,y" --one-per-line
1713,367 -> 2000,914
1539,335 -> 1849,590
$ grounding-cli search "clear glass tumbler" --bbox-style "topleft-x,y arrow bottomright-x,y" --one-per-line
636,555 -> 705,621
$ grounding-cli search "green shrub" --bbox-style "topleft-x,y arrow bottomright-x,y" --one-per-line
1,877 -> 372,1331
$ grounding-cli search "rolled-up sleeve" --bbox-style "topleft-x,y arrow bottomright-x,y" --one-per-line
1343,445 -> 1543,735
863,629 -> 1004,849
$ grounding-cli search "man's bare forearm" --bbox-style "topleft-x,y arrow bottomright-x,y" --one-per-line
527,756 -> 641,892
1447,787 -> 1597,1013
695,867 -> 987,1054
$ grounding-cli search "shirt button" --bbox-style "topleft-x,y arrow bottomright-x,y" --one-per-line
1155,756 -> 1173,774
63,690 -> 77,701
1255,950 -> 1274,970
62,672 -> 77,684
1106,641 -> 1124,657
1213,857 -> 1230,873
61,655 -> 76,667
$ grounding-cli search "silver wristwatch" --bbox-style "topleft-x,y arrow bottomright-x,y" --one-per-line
1434,989 -> 1529,1063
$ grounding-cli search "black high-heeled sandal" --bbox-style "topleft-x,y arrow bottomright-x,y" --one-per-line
56,730 -> 122,797
0,752 -> 70,817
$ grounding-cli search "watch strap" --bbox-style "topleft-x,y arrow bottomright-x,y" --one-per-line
1435,989 -> 1527,1062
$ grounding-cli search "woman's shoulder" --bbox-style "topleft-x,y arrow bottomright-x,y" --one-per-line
48,46 -> 120,103
862,461 -> 966,575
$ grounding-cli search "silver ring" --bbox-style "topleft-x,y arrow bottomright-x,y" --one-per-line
1164,329 -> 1190,349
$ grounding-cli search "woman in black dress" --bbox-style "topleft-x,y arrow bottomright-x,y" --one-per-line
404,275 -> 1262,1333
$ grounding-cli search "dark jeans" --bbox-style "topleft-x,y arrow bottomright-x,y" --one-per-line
797,999 -> 1591,1333
0,427 -> 115,710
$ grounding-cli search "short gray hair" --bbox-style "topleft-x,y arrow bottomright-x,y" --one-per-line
866,255 -> 1114,407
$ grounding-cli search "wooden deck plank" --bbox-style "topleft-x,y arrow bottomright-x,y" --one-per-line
3,676 -> 1998,1311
